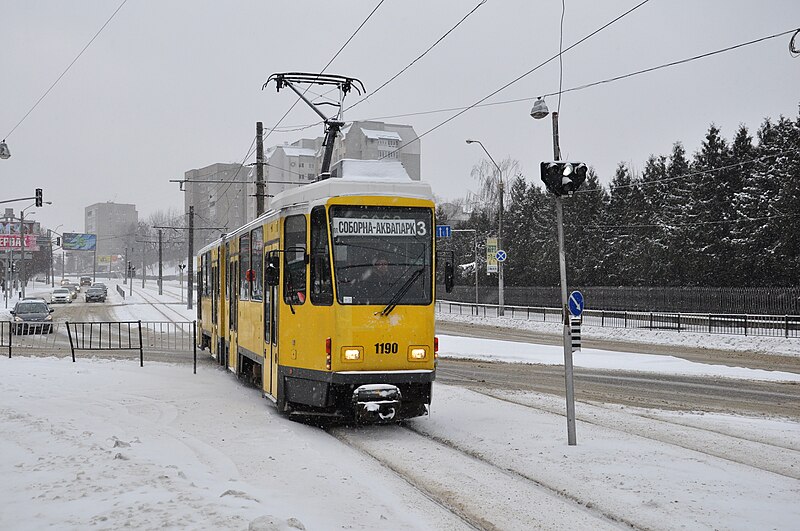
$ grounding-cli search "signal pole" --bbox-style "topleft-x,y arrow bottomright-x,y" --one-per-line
158,229 -> 163,295
187,205 -> 194,310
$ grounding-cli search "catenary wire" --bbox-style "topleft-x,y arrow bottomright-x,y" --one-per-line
573,148 -> 798,195
272,25 -> 798,133
3,0 -> 129,141
377,0 -> 652,160
215,0 -> 387,227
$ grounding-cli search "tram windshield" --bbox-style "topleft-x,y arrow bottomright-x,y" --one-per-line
330,205 -> 433,306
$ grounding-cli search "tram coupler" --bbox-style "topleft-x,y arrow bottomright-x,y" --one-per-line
352,384 -> 402,423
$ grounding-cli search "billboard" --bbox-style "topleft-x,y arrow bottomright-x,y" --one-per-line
0,234 -> 40,251
63,233 -> 97,251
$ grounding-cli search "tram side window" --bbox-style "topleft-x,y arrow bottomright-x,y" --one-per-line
284,215 -> 307,305
239,234 -> 250,301
203,253 -> 211,296
310,206 -> 333,305
251,227 -> 263,301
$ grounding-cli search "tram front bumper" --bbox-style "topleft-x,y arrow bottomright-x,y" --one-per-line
352,384 -> 403,423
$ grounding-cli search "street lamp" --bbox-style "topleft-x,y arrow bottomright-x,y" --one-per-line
531,96 -> 577,446
466,139 -> 505,316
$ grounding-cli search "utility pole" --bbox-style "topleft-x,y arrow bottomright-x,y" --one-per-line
158,229 -> 163,295
187,205 -> 194,310
141,243 -> 145,288
49,230 -> 54,288
256,121 -> 265,217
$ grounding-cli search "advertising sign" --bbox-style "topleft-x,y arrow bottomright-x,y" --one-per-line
63,233 -> 97,251
0,234 -> 40,251
486,237 -> 498,274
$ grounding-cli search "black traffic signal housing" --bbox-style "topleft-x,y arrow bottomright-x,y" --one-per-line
56,237 -> 61,246
540,162 -> 587,197
35,188 -> 43,207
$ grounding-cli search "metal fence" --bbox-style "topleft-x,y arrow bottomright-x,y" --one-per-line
1,320 -> 199,370
440,285 -> 800,315
436,300 -> 800,338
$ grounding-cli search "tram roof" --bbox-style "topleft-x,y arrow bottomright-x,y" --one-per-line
196,159 -> 434,255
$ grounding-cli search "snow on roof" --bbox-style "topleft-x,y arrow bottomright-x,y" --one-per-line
360,128 -> 402,141
277,146 -> 316,157
330,159 -> 410,181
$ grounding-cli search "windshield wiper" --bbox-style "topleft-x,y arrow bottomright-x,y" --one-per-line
379,268 -> 423,316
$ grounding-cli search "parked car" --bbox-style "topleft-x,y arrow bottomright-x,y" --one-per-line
85,286 -> 106,303
51,288 -> 72,304
80,276 -> 92,286
10,300 -> 54,334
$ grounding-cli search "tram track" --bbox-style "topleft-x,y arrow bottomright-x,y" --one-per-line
447,384 -> 800,480
128,286 -> 192,324
328,424 -> 635,530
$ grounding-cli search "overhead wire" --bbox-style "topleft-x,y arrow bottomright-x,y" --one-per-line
215,0 -> 387,227
378,0 -> 653,160
3,0 -> 129,141
573,148 -> 798,195
267,25 -> 797,134
345,0 -> 489,113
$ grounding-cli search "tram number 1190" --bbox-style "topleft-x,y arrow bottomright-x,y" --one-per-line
375,342 -> 399,354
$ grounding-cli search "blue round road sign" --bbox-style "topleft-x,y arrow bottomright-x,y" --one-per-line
495,250 -> 507,262
568,291 -> 584,317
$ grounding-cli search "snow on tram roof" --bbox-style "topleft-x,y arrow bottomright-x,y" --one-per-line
197,160 -> 433,255
270,159 -> 433,209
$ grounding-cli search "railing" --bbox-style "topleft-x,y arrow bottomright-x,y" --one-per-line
116,285 -> 126,299
66,320 -> 143,364
1,320 -> 198,372
435,300 -> 800,339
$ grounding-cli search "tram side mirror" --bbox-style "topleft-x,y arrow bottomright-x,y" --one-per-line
444,260 -> 455,293
265,255 -> 280,286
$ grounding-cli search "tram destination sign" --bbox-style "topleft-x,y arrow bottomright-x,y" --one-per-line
332,218 -> 426,237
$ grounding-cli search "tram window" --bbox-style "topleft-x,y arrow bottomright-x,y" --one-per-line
330,205 -> 433,306
203,253 -> 211,296
239,233 -> 250,301
310,206 -> 333,305
284,215 -> 307,305
224,243 -> 231,301
251,227 -> 263,301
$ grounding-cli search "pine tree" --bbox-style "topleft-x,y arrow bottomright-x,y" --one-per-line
563,169 -> 608,286
685,125 -> 734,285
602,163 -> 645,285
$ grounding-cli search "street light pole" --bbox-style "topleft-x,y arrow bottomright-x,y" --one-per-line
466,139 -> 504,316
532,98 -> 577,445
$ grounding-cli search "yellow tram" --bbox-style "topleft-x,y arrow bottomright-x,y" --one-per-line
196,159 -> 449,422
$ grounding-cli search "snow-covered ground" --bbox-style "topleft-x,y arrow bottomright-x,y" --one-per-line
1,281 -> 798,529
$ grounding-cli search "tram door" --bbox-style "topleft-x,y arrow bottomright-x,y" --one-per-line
264,244 -> 278,397
228,252 -> 238,371
218,244 -> 229,365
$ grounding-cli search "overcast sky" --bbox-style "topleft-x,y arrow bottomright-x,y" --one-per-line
1,1 -> 798,234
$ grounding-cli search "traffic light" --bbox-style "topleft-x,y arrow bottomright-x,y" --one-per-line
56,237 -> 61,246
540,162 -> 587,197
35,188 -> 43,207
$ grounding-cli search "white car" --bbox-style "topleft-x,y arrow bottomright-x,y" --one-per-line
51,288 -> 72,304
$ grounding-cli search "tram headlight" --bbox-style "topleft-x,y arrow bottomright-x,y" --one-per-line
342,347 -> 362,361
408,347 -> 427,361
